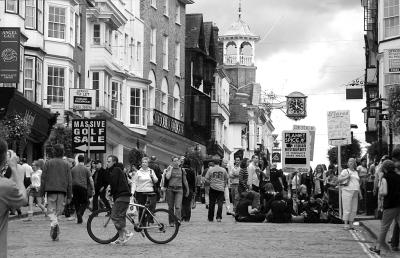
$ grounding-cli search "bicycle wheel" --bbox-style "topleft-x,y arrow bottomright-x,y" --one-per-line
144,208 -> 180,244
87,209 -> 119,244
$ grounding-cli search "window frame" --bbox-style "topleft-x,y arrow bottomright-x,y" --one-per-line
47,65 -> 65,105
150,28 -> 157,63
383,0 -> 400,39
93,24 -> 101,45
24,56 -> 35,101
75,13 -> 81,46
111,81 -> 120,119
25,0 -> 37,29
48,5 -> 66,40
5,0 -> 18,14
162,35 -> 169,70
175,42 -> 180,76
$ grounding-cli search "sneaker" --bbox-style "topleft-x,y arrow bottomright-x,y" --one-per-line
54,224 -> 60,241
216,218 -> 222,222
50,225 -> 59,241
111,238 -> 123,245
121,232 -> 134,244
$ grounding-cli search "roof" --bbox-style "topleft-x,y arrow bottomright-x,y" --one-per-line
186,14 -> 203,49
203,22 -> 213,55
221,18 -> 258,38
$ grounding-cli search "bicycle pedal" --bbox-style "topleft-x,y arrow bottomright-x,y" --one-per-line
140,231 -> 145,238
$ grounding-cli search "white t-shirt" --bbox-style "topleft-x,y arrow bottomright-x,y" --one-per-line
21,163 -> 33,178
340,169 -> 360,191
30,170 -> 42,188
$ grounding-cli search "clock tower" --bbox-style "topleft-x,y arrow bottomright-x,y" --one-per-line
219,1 -> 260,89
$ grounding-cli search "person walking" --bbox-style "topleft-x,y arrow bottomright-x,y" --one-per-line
21,158 -> 33,188
313,164 -> 324,199
229,157 -> 241,213
369,159 -> 400,255
105,155 -> 133,245
202,162 -> 214,209
92,160 -> 111,212
357,158 -> 368,214
205,159 -> 228,222
71,155 -> 94,224
131,157 -> 158,225
0,141 -> 28,258
24,159 -> 47,221
221,159 -> 233,215
40,144 -> 72,241
338,158 -> 361,230
165,156 -> 189,225
181,158 -> 196,222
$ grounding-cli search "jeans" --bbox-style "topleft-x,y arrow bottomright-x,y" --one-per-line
230,184 -> 239,212
93,189 -> 111,211
378,207 -> 400,247
72,185 -> 88,221
47,192 -> 66,227
135,192 -> 157,224
111,199 -> 129,231
342,189 -> 358,222
208,188 -> 224,221
182,191 -> 193,221
166,187 -> 183,223
391,220 -> 400,248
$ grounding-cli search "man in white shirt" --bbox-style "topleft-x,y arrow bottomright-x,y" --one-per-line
21,158 -> 33,188
247,155 -> 260,193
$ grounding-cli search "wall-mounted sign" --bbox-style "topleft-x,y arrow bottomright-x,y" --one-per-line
0,28 -> 20,83
385,49 -> 400,73
69,89 -> 96,111
72,119 -> 106,153
282,130 -> 310,173
327,110 -> 351,146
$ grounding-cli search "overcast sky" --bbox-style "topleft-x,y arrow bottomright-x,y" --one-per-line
187,0 -> 366,166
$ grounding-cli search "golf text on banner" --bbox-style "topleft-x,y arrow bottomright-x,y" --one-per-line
327,110 -> 351,146
72,119 -> 106,153
282,130 -> 310,173
69,89 -> 96,111
293,125 -> 316,161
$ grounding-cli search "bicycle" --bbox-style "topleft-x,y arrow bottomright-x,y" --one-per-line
87,195 -> 180,244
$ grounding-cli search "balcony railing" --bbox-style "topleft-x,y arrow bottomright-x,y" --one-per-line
150,109 -> 184,136
224,54 -> 253,66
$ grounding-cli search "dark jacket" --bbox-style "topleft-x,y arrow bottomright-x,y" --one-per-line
106,164 -> 131,200
94,167 -> 108,192
148,161 -> 163,189
40,158 -> 72,199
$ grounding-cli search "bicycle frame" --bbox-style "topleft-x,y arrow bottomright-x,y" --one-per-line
126,203 -> 164,230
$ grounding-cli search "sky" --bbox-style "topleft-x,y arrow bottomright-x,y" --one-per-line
187,0 -> 367,167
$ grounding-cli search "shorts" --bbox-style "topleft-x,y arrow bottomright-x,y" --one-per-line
111,200 -> 129,231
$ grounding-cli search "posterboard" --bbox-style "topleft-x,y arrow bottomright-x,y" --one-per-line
282,130 -> 310,173
72,119 -> 106,153
293,125 -> 316,161
327,110 -> 351,146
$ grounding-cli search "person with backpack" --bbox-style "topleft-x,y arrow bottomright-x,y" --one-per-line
164,156 -> 189,225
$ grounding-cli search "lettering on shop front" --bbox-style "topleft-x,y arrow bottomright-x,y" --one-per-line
153,109 -> 184,135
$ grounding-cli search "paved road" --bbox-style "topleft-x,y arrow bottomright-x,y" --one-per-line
6,203 -> 388,258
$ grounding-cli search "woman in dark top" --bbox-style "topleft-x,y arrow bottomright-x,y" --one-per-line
370,160 -> 400,255
235,192 -> 265,222
238,158 -> 249,194
181,158 -> 196,222
266,192 -> 292,223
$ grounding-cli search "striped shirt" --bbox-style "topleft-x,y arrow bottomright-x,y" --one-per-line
239,168 -> 249,193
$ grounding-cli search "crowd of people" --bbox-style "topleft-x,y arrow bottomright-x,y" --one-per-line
1,136 -> 399,254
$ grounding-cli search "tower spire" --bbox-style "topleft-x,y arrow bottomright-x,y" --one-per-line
238,0 -> 242,20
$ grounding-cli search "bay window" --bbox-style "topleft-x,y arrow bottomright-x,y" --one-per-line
93,24 -> 100,44
48,6 -> 66,39
24,57 -> 35,101
47,66 -> 65,104
384,0 -> 400,38
130,88 -> 147,126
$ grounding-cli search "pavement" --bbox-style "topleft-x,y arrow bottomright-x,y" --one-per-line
7,203 -> 396,258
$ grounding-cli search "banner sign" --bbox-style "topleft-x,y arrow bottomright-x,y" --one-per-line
327,110 -> 351,146
69,89 -> 96,111
386,49 -> 400,73
293,125 -> 316,161
0,28 -> 20,83
282,130 -> 310,173
72,119 -> 106,153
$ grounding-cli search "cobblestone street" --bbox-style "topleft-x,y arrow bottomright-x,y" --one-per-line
7,203 -> 381,258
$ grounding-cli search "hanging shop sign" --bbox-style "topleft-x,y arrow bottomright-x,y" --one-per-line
286,92 -> 307,121
327,110 -> 351,146
0,28 -> 20,83
282,130 -> 310,173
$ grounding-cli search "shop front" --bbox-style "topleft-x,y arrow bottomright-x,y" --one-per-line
0,88 -> 57,162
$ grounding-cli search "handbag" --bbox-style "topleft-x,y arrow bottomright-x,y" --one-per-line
339,169 -> 350,187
